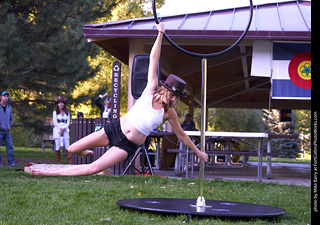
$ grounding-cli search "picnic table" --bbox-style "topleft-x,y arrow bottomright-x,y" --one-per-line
167,131 -> 298,182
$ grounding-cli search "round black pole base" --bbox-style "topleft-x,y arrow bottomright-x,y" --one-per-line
117,198 -> 285,220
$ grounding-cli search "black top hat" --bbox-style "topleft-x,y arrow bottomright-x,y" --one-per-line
159,74 -> 187,98
56,95 -> 66,104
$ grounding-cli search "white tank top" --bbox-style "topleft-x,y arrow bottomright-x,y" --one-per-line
125,94 -> 164,136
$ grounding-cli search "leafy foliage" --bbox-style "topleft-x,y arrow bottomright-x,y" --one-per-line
0,0 -> 164,136
262,109 -> 303,157
1,0 -> 117,131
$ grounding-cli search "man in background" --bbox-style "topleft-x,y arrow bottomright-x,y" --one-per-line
95,92 -> 112,118
0,91 -> 17,166
181,113 -> 197,131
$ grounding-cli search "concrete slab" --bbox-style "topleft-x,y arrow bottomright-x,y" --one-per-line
154,162 -> 311,186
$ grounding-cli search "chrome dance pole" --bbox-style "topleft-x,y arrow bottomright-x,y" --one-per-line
196,57 -> 207,207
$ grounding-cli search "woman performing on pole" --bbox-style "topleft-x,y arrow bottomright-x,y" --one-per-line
31,23 -> 208,177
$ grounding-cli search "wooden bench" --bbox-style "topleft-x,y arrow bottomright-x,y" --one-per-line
42,132 -> 54,153
41,121 -> 54,153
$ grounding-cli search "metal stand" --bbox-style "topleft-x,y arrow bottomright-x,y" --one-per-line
122,147 -> 154,176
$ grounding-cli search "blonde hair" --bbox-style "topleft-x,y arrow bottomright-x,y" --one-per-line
156,86 -> 180,113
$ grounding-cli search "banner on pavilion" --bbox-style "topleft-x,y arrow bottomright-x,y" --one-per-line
272,42 -> 311,100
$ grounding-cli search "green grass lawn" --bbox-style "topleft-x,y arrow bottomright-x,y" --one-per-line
6,147 -> 53,159
248,154 -> 311,164
0,147 -> 312,224
0,167 -> 311,225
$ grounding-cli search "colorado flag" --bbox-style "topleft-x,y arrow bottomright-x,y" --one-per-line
272,42 -> 311,100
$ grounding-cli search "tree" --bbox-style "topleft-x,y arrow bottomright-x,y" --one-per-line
0,0 -> 164,135
294,110 -> 311,155
207,108 -> 265,132
1,0 -> 119,132
1,0 -> 121,93
262,109 -> 301,158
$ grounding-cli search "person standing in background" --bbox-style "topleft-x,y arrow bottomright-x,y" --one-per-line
0,91 -> 17,166
181,113 -> 197,131
52,96 -> 71,164
95,92 -> 112,118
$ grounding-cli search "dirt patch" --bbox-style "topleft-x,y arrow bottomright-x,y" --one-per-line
1,155 -> 57,166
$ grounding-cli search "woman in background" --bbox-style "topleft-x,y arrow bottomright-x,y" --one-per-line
52,96 -> 71,164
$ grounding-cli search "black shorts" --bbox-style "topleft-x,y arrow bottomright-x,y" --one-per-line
104,120 -> 138,157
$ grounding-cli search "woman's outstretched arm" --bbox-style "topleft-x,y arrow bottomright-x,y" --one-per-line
167,109 -> 208,162
142,23 -> 165,96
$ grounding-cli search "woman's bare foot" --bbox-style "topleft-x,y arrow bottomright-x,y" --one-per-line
31,169 -> 51,177
79,150 -> 94,158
